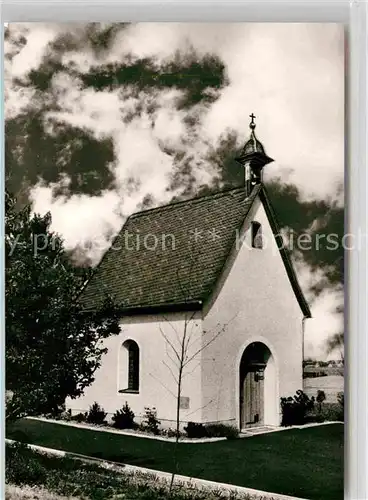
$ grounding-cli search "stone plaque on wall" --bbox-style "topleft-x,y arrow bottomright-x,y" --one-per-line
179,396 -> 190,409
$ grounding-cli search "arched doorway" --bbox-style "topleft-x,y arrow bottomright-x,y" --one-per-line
239,341 -> 276,428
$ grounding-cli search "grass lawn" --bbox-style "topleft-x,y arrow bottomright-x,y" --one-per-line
7,419 -> 344,500
6,442 -> 249,500
6,484 -> 80,500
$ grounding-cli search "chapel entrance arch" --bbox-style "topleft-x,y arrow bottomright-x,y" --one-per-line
239,341 -> 277,428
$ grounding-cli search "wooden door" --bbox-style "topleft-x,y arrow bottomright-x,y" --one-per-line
241,369 -> 264,428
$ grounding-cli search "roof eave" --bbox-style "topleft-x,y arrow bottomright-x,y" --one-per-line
81,299 -> 203,317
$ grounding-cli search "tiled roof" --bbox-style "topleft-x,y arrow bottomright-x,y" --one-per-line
79,184 -> 311,317
79,186 -> 257,312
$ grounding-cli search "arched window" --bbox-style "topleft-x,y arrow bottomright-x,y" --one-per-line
251,221 -> 263,249
119,340 -> 140,393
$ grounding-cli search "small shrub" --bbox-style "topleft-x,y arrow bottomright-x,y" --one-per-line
161,427 -> 183,438
337,391 -> 344,407
136,421 -> 146,432
59,409 -> 72,422
203,424 -> 221,438
70,412 -> 86,423
85,402 -> 107,425
337,391 -> 344,421
307,412 -> 325,423
112,402 -> 136,429
184,422 -> 207,438
316,390 -> 326,411
204,423 -> 239,440
321,403 -> 342,422
142,407 -> 161,435
184,423 -> 240,440
281,390 -> 314,426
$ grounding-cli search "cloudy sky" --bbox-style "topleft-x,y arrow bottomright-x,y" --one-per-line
4,23 -> 344,359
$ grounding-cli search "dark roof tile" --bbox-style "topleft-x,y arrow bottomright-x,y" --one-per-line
79,183 -> 311,318
79,186 -> 256,311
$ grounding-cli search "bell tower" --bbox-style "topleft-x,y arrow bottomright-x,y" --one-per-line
235,114 -> 274,196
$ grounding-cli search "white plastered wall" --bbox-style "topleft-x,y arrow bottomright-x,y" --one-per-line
67,311 -> 203,427
201,198 -> 305,427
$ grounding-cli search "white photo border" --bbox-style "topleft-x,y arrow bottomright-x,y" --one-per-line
1,2 -> 366,499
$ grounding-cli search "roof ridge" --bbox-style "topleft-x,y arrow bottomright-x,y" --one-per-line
129,185 -> 246,219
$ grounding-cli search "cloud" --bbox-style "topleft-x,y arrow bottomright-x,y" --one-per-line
5,23 -> 344,198
291,252 -> 343,359
8,24 -> 59,79
30,183 -> 123,262
98,22 -> 344,201
5,23 -> 344,358
305,286 -> 344,359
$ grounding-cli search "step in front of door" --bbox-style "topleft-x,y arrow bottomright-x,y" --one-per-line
240,426 -> 276,435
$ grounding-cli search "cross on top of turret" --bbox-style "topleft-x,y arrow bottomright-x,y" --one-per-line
249,113 -> 256,130
234,113 -> 274,196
